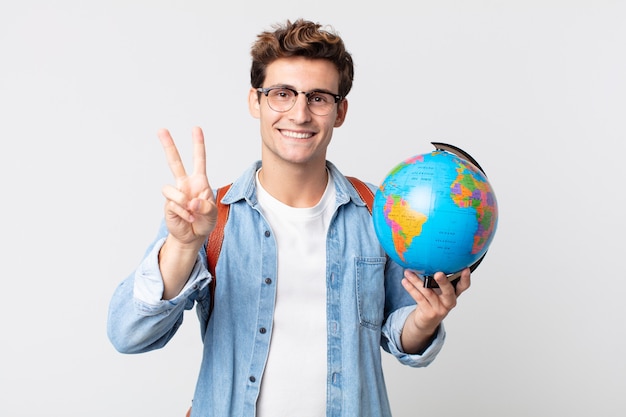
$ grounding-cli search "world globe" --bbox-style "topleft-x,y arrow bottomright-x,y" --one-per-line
372,143 -> 498,285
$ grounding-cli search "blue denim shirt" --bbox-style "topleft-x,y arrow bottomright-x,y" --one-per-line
107,160 -> 446,417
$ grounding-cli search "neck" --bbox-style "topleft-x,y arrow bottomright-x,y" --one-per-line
258,162 -> 329,208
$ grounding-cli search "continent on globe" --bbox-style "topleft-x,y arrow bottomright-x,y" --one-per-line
449,164 -> 497,256
372,143 -> 498,287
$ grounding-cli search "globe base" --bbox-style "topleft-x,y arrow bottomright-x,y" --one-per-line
422,275 -> 461,289
419,251 -> 487,289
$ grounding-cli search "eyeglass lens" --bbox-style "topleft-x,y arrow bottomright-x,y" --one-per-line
264,88 -> 337,116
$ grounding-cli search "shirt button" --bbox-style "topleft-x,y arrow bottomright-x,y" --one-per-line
249,376 -> 256,382
264,230 -> 271,237
264,278 -> 272,285
259,327 -> 267,334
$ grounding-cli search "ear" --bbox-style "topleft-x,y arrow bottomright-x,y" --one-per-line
333,98 -> 348,127
248,87 -> 261,119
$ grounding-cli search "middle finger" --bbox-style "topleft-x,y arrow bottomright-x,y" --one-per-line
191,126 -> 207,177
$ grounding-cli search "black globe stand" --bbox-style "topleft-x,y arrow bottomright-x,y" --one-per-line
431,142 -> 487,176
423,275 -> 460,289
422,252 -> 486,289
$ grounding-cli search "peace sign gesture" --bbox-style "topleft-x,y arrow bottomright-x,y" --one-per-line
158,127 -> 217,247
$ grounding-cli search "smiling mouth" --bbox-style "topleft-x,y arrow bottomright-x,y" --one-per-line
281,130 -> 314,139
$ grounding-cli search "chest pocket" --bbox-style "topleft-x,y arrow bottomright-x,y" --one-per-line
355,257 -> 387,330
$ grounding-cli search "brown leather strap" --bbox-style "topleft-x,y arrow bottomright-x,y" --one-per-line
346,176 -> 374,214
206,184 -> 232,318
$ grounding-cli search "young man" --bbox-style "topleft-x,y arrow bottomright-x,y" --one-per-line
107,19 -> 471,417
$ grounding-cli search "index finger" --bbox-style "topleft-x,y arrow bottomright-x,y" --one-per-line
158,128 -> 187,179
191,126 -> 207,176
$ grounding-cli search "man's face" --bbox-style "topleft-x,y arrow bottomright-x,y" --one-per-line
248,56 -> 348,168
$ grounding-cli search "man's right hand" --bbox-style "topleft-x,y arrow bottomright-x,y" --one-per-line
158,126 -> 217,246
157,127 -> 217,299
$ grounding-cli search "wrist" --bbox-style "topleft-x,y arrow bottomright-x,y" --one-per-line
159,236 -> 203,300
162,234 -> 204,256
401,314 -> 440,354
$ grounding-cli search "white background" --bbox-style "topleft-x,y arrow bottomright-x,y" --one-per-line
1,1 -> 625,416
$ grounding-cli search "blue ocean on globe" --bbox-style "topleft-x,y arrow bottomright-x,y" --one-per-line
372,150 -> 498,277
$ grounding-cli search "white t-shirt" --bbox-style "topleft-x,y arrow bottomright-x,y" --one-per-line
255,170 -> 336,417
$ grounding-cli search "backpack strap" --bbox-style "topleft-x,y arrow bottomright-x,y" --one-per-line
206,183 -> 232,318
346,176 -> 374,214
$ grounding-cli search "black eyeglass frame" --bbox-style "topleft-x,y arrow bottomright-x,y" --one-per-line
256,87 -> 343,114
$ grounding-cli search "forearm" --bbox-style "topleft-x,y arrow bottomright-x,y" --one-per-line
400,310 -> 440,354
159,235 -> 204,300
381,305 -> 445,367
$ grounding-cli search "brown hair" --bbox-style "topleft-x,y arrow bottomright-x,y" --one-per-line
250,19 -> 354,98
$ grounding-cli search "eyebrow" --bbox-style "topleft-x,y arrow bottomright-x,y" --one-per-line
266,84 -> 337,95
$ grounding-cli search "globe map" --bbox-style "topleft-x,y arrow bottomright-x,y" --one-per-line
372,149 -> 498,277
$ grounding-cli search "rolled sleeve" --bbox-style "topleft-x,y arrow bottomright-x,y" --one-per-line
133,237 -> 212,315
382,305 -> 447,367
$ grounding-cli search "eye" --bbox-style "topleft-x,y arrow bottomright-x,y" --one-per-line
270,88 -> 295,101
308,92 -> 331,104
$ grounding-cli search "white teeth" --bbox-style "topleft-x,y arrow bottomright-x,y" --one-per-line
283,130 -> 312,139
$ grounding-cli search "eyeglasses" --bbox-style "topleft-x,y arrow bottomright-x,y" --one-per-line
257,87 -> 343,116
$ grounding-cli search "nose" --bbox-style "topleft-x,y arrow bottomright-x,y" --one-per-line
288,93 -> 312,123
